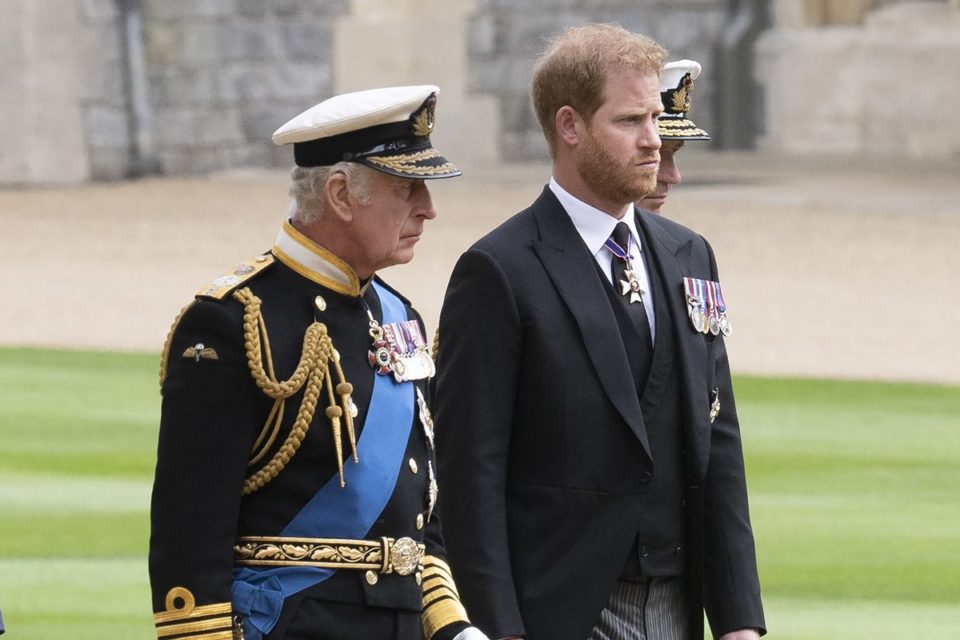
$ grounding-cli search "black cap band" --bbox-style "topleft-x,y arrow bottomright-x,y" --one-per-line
293,120 -> 431,167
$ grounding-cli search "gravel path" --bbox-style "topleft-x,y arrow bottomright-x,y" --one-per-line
2,151 -> 958,384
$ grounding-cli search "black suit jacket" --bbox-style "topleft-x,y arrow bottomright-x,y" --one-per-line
434,187 -> 765,640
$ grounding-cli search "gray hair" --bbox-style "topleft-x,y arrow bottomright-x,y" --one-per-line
288,162 -> 375,224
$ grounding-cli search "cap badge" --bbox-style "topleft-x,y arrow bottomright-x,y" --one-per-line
671,73 -> 693,114
411,95 -> 436,137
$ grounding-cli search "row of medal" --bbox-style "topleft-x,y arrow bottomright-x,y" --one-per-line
368,318 -> 436,382
683,277 -> 732,337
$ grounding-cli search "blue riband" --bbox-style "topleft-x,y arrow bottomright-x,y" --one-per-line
232,281 -> 415,639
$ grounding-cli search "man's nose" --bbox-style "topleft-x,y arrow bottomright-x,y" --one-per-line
415,182 -> 438,219
640,120 -> 662,150
659,156 -> 681,185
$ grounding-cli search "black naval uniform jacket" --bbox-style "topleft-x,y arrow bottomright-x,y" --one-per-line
150,223 -> 471,640
434,188 -> 765,640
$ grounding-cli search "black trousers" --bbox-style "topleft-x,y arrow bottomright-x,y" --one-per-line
267,598 -> 422,640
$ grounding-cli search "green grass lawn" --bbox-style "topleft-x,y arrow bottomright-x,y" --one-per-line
736,377 -> 960,638
0,347 -> 958,638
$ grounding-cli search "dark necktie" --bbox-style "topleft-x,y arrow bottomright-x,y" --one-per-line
610,222 -> 653,352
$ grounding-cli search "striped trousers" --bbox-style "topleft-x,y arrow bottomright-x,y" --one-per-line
588,577 -> 689,640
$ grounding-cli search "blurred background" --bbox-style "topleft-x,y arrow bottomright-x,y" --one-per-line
4,0 -> 960,182
0,0 -> 958,638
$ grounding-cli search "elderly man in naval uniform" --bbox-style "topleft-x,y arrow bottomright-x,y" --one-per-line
150,85 -> 488,640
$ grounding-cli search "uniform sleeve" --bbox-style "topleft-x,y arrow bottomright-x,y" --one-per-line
700,239 -> 766,637
433,247 -> 526,639
418,370 -> 473,640
149,299 -> 262,639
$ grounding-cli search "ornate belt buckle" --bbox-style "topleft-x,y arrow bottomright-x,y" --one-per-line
387,537 -> 421,576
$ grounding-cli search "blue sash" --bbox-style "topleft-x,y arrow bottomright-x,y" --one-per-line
232,282 -> 415,639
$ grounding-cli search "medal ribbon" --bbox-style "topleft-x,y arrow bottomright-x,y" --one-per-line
382,320 -> 426,355
603,236 -> 635,262
696,279 -> 707,326
684,277 -> 696,305
705,281 -> 716,321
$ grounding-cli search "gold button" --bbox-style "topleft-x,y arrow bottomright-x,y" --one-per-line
408,458 -> 418,474
416,513 -> 425,530
365,570 -> 378,585
255,255 -> 268,263
314,296 -> 327,312
415,572 -> 423,585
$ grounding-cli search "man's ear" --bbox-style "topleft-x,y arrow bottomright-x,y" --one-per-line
323,171 -> 354,222
555,106 -> 583,147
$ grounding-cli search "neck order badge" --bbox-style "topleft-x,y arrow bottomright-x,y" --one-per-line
606,222 -> 645,304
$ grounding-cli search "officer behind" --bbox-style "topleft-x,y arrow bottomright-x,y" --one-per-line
433,25 -> 765,640
638,60 -> 711,215
150,86 -> 487,640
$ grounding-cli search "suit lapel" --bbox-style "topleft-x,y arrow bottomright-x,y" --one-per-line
531,188 -> 651,458
637,211 -> 712,479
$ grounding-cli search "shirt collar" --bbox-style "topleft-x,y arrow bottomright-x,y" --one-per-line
548,177 -> 642,257
272,220 -> 362,296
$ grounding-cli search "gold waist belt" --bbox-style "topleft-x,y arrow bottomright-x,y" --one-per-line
234,535 -> 425,576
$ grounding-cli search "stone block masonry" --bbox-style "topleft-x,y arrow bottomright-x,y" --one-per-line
142,0 -> 348,176
465,0 -> 725,161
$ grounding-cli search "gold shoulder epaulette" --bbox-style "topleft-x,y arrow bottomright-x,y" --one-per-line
196,254 -> 275,300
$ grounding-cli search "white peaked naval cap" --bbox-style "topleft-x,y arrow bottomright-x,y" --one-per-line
272,85 -> 461,178
658,60 -> 710,141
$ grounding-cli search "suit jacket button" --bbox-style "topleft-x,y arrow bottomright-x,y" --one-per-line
639,471 -> 652,484
673,546 -> 683,557
640,545 -> 650,557
365,570 -> 378,585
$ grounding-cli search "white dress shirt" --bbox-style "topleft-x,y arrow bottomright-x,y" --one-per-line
548,177 -> 656,339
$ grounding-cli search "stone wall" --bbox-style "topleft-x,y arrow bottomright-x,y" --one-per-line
142,0 -> 349,175
756,1 -> 960,158
465,0 -> 726,161
0,0 -> 124,183
81,0 -> 131,180
0,0 -> 348,184
5,1 -> 957,185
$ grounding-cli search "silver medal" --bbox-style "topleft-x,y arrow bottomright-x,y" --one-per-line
690,306 -> 705,333
719,314 -> 732,337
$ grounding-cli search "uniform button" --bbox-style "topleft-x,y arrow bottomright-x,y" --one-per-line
639,471 -> 652,484
255,255 -> 268,263
365,570 -> 378,585
408,458 -> 419,474
673,545 -> 683,557
640,545 -> 649,557
416,513 -> 425,530
415,572 -> 423,585
314,295 -> 327,312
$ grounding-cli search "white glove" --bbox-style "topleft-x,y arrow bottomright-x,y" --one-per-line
453,627 -> 491,640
